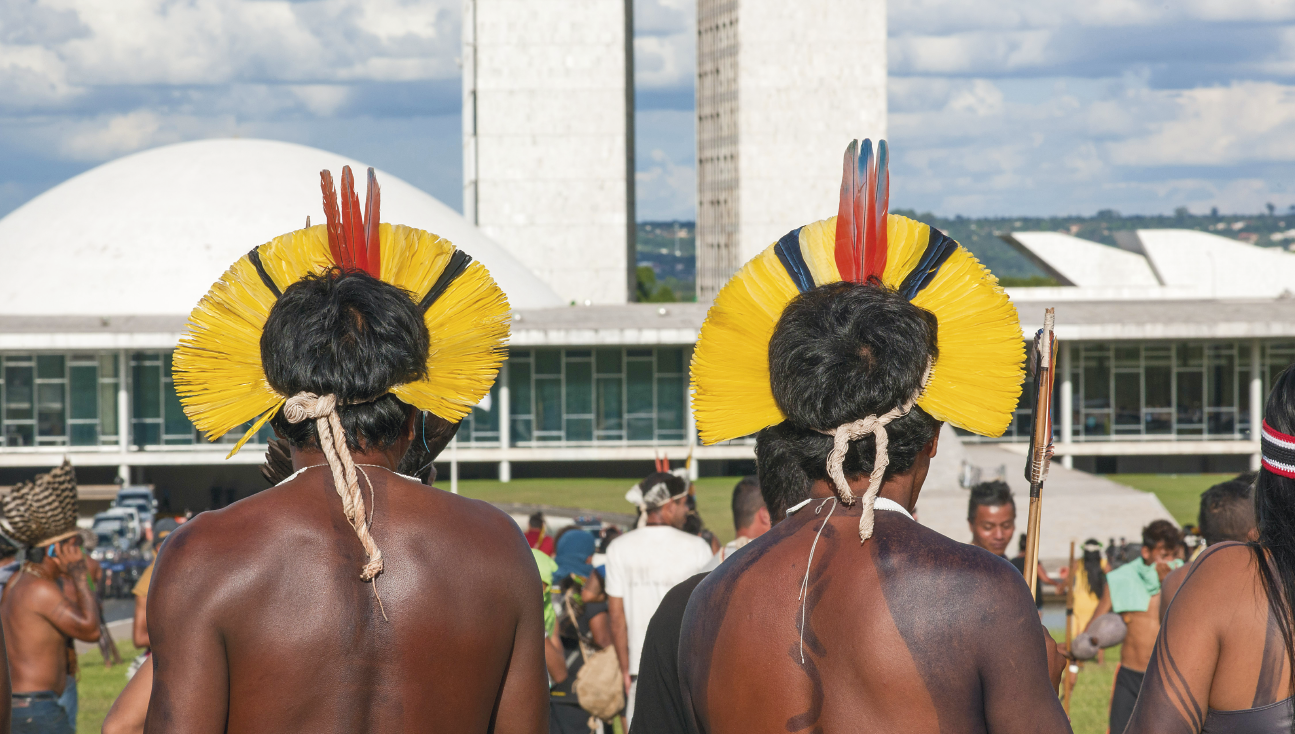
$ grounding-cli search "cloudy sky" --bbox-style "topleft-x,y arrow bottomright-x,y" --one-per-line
3,0 -> 1295,221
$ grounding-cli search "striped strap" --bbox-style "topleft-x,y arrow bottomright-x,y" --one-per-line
1261,420 -> 1295,479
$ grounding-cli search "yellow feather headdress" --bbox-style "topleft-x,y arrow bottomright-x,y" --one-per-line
172,166 -> 510,458
691,139 -> 1024,446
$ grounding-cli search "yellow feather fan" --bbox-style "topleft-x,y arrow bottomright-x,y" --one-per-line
172,222 -> 510,458
691,212 -> 1024,444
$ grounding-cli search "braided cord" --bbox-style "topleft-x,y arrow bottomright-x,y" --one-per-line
819,362 -> 931,543
284,392 -> 384,581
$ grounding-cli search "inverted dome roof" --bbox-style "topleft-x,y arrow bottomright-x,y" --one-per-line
0,138 -> 563,315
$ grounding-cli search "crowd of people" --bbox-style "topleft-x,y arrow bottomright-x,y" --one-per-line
0,146 -> 1291,734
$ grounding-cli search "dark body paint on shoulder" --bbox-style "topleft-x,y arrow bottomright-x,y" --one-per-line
679,506 -> 1065,734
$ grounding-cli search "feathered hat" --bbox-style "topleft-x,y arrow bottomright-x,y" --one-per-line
2,460 -> 80,548
691,139 -> 1024,541
173,166 -> 510,582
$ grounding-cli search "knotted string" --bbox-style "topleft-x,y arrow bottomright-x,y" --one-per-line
283,392 -> 384,581
817,361 -> 932,543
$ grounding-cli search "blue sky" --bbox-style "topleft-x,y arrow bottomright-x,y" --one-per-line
3,0 -> 1295,222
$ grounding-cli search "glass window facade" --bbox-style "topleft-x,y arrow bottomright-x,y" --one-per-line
987,341 -> 1295,443
3,353 -> 120,447
0,351 -> 273,449
501,347 -> 689,446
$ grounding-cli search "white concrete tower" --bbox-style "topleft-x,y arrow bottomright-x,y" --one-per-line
696,0 -> 887,301
464,0 -> 636,305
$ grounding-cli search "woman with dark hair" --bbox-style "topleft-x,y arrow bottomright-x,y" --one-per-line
1125,364 -> 1295,733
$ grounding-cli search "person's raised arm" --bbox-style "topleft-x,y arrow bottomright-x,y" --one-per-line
1085,584 -> 1112,632
144,524 -> 229,734
978,569 -> 1071,734
487,535 -> 549,734
1124,545 -> 1243,734
44,541 -> 100,642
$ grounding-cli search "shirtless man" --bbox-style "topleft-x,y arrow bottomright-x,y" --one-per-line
149,253 -> 546,729
2,535 -> 99,734
680,283 -> 1067,733
1083,519 -> 1182,734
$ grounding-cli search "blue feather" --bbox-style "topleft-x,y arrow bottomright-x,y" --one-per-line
774,227 -> 814,292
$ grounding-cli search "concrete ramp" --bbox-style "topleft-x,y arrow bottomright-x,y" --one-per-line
917,436 -> 1177,566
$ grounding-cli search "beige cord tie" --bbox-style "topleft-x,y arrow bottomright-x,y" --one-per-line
818,362 -> 932,543
284,392 -> 384,581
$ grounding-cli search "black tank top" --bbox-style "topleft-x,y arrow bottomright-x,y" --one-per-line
1201,697 -> 1293,734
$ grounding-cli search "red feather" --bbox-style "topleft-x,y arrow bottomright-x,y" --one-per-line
834,141 -> 860,281
320,170 -> 344,266
834,139 -> 891,284
364,167 -> 382,277
863,141 -> 890,281
339,167 -> 367,271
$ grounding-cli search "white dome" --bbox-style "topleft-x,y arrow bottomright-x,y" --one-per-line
0,138 -> 563,315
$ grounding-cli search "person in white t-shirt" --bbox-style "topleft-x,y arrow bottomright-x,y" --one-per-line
605,471 -> 713,725
701,476 -> 771,572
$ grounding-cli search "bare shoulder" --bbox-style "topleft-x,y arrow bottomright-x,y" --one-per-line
7,574 -> 65,616
874,514 -> 1025,592
1176,542 -> 1260,597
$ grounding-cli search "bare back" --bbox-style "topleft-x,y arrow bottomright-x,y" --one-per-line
147,467 -> 547,734
2,574 -> 72,694
680,501 -> 1070,734
1126,542 -> 1292,733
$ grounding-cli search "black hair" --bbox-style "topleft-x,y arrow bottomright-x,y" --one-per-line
639,472 -> 688,503
528,512 -> 544,529
1142,519 -> 1182,550
731,476 -> 765,532
967,480 -> 1015,522
1082,538 -> 1107,599
262,269 -> 430,451
394,412 -> 460,485
1198,471 -> 1257,546
1254,364 -> 1295,708
756,283 -> 941,520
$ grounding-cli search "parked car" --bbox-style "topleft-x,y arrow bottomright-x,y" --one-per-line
89,507 -> 148,597
113,486 -> 156,534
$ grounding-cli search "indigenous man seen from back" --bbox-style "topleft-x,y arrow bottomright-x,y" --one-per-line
1,461 -> 92,734
701,477 -> 769,572
677,139 -> 1067,733
606,472 -> 713,725
1083,518 -> 1182,734
1158,471 -> 1257,623
148,168 -> 545,733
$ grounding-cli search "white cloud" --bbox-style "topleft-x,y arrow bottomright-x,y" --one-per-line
1107,82 -> 1295,165
633,0 -> 694,91
59,110 -> 171,159
0,0 -> 460,112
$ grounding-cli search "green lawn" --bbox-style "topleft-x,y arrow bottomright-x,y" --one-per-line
457,476 -> 748,544
1108,473 -> 1235,525
1056,636 -> 1122,734
76,640 -> 144,733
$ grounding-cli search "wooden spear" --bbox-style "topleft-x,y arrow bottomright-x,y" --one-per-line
1023,308 -> 1058,598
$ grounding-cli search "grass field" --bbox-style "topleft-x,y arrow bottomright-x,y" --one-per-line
75,640 -> 143,733
1052,633 -> 1121,734
1108,473 -> 1235,525
457,476 -> 747,544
